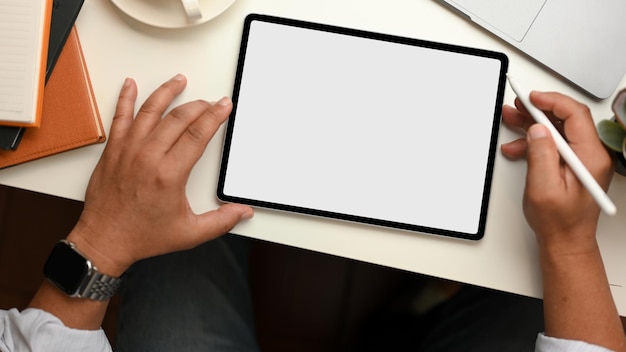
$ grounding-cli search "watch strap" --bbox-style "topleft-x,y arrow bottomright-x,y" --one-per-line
79,270 -> 124,301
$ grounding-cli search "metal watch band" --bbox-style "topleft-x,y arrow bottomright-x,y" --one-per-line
78,270 -> 124,301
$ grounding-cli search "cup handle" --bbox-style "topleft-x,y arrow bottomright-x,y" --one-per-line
181,0 -> 202,21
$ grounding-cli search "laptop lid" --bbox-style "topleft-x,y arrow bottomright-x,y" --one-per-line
445,0 -> 546,42
440,0 -> 626,99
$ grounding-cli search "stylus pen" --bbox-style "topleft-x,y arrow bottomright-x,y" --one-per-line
506,74 -> 617,216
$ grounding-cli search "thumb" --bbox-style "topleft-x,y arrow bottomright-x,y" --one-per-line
197,203 -> 254,240
526,124 -> 561,194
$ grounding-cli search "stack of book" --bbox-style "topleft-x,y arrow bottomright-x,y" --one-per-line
0,0 -> 106,169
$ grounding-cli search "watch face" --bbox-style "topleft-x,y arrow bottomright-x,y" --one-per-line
43,242 -> 89,295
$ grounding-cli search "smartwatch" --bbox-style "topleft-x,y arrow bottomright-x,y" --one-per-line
43,240 -> 124,301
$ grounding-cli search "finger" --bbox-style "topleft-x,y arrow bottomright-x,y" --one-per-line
500,138 -> 527,160
129,74 -> 188,139
146,99 -> 213,155
529,91 -> 598,145
502,104 -> 534,133
513,97 -> 531,118
109,78 -> 137,143
167,97 -> 233,172
525,124 -> 562,199
529,91 -> 608,168
194,203 -> 254,241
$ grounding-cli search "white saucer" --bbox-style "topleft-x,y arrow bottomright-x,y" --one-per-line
110,0 -> 236,29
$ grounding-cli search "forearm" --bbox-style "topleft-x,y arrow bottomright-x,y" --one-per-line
539,241 -> 626,351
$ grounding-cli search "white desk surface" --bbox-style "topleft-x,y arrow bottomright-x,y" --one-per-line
2,0 -> 626,312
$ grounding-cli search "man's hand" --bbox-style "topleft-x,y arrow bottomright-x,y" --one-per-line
501,91 -> 613,255
67,74 -> 253,277
500,91 -> 625,351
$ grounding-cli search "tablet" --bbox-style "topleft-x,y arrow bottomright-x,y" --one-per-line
218,14 -> 508,240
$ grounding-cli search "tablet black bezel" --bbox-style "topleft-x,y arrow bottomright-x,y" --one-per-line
217,13 -> 508,240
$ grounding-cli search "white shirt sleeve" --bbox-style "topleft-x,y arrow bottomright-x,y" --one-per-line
0,308 -> 112,352
535,333 -> 615,352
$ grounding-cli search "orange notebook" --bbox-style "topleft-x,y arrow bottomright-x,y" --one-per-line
0,0 -> 53,127
0,27 -> 106,169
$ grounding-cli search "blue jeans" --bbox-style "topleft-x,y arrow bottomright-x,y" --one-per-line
115,234 -> 259,352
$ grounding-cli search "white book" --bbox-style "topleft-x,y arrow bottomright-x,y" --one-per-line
0,0 -> 52,127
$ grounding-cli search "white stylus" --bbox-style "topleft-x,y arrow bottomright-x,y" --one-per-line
506,74 -> 617,216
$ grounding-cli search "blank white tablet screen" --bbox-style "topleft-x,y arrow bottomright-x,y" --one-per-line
220,17 -> 506,238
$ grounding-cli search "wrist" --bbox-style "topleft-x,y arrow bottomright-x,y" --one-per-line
43,239 -> 126,301
537,234 -> 601,264
533,222 -> 600,257
65,222 -> 131,278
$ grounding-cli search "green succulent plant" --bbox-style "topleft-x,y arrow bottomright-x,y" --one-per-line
598,89 -> 626,167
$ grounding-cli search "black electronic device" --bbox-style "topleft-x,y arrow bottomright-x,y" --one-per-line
218,14 -> 508,240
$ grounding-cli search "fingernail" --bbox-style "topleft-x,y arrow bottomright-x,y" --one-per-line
529,90 -> 544,101
172,73 -> 186,81
241,207 -> 254,220
217,96 -> 232,107
528,124 -> 549,140
123,77 -> 132,87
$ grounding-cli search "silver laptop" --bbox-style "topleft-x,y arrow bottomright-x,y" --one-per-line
439,0 -> 626,99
